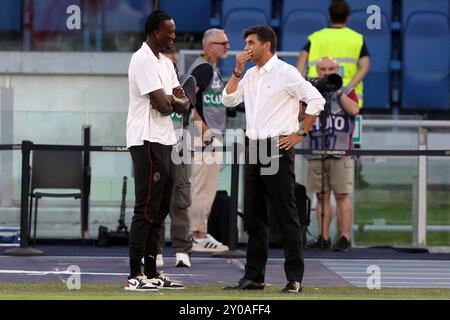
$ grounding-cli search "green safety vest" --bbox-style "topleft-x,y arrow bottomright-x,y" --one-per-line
307,27 -> 364,107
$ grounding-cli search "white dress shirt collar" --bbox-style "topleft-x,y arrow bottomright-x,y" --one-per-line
257,54 -> 278,74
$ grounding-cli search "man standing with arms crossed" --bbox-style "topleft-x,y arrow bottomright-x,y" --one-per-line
125,10 -> 189,291
222,25 -> 325,293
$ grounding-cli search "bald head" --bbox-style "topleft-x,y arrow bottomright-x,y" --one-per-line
316,57 -> 339,78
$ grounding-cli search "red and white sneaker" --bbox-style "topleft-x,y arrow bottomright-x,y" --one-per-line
124,274 -> 159,291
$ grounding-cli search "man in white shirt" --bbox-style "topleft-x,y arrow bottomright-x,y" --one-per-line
222,25 -> 325,293
125,10 -> 190,292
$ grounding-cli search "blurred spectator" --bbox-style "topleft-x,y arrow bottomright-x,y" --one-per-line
296,0 -> 370,107
186,28 -> 230,252
302,57 -> 359,252
156,47 -> 195,268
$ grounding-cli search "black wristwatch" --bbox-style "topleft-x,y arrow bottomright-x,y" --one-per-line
233,70 -> 242,78
297,128 -> 308,137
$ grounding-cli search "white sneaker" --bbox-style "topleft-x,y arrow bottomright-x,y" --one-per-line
148,272 -> 185,289
175,253 -> 191,268
124,275 -> 158,291
192,234 -> 229,252
140,254 -> 164,267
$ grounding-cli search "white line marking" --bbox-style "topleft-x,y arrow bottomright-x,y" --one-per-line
0,270 -> 198,277
337,272 -> 450,275
227,258 -> 245,271
327,268 -> 450,272
341,276 -> 450,280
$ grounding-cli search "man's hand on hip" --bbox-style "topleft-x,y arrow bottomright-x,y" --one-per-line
277,133 -> 304,150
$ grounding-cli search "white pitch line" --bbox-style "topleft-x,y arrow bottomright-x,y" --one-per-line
337,272 -> 450,275
350,281 -> 450,285
0,270 -> 198,277
323,261 -> 450,264
0,255 -> 247,263
329,266 -> 450,273
339,276 -> 450,280
320,264 -> 450,268
317,258 -> 450,263
227,258 -> 245,271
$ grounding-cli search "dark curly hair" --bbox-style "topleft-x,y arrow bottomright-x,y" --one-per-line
144,10 -> 173,38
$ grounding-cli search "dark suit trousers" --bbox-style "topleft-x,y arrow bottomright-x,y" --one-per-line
244,138 -> 304,283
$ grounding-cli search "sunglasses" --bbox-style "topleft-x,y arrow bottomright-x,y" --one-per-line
211,41 -> 230,47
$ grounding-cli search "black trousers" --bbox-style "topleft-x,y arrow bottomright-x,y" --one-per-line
244,138 -> 304,283
128,141 -> 174,278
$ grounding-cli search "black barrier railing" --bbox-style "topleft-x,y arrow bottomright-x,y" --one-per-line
82,125 -> 91,240
4,143 -> 450,156
0,144 -> 21,150
1,135 -> 450,255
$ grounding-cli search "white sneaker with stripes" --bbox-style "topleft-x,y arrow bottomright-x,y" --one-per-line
192,234 -> 229,252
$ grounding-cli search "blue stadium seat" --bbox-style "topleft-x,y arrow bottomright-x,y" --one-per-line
402,12 -> 449,110
220,4 -> 271,78
33,0 -> 82,32
347,9 -> 391,109
0,0 -> 21,32
279,0 -> 329,67
103,0 -> 152,34
221,0 -> 272,25
402,0 -> 449,24
159,0 -> 212,32
280,11 -> 327,67
281,0 -> 330,18
346,0 -> 392,21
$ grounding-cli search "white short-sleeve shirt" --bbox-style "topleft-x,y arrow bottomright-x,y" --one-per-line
126,42 -> 179,148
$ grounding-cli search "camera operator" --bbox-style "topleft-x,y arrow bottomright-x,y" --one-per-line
302,57 -> 359,252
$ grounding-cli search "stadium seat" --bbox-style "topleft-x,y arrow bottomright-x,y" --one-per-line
220,8 -> 271,78
279,0 -> 329,68
103,0 -> 152,34
280,11 -> 328,67
402,0 -> 449,24
159,0 -> 212,32
221,0 -> 272,25
402,13 -> 449,110
31,0 -> 85,50
347,9 -> 392,109
102,0 -> 152,51
32,0 -> 82,32
346,0 -> 392,21
281,0 -> 330,17
0,0 -> 21,32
